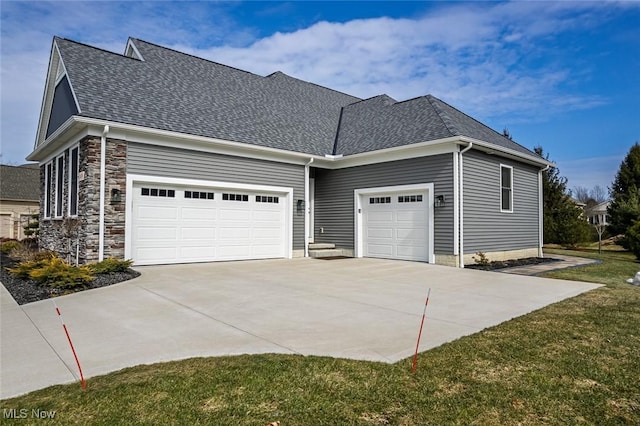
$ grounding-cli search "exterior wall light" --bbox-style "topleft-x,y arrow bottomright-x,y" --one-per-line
434,195 -> 445,208
110,188 -> 122,204
296,199 -> 305,213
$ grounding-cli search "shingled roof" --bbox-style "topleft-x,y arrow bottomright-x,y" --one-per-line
0,164 -> 40,201
53,37 -> 540,159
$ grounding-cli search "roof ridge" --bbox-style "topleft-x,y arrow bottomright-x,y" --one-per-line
427,95 -> 535,154
130,38 -> 263,78
56,37 -> 139,61
345,94 -> 397,107
266,70 -> 361,100
426,95 -> 460,136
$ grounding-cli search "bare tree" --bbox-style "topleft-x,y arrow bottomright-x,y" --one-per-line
573,186 -> 591,203
594,223 -> 606,254
590,185 -> 607,203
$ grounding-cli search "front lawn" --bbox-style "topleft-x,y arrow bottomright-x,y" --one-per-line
2,249 -> 639,424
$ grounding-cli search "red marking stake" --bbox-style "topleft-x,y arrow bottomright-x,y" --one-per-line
53,300 -> 86,389
411,288 -> 431,373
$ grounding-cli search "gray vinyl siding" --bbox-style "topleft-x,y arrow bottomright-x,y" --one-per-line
127,143 -> 305,250
463,150 -> 539,253
314,154 -> 454,254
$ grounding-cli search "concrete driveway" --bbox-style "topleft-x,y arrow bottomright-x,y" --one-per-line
1,257 -> 601,399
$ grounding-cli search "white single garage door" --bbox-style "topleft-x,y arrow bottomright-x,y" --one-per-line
131,183 -> 287,265
360,187 -> 432,262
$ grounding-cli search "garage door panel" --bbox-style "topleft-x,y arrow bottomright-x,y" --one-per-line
181,207 -> 215,220
219,209 -> 250,220
368,211 -> 394,222
219,228 -> 250,239
253,245 -> 283,256
396,228 -> 426,240
253,228 -> 282,238
396,211 -> 426,222
367,244 -> 394,256
180,247 -> 216,258
367,228 -> 393,238
137,206 -> 177,219
137,227 -> 177,240
181,227 -> 215,239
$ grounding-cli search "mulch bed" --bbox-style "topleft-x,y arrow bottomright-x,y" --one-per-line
465,256 -> 562,271
0,256 -> 140,306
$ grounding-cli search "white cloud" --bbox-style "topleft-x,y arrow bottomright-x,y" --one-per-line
0,1 -> 628,164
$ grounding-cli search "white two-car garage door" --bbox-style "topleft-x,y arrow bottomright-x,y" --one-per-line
131,182 -> 289,265
357,184 -> 434,263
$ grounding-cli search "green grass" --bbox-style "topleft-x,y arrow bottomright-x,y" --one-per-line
2,248 -> 640,425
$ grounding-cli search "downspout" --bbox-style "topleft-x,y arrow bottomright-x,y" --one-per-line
458,142 -> 473,268
304,158 -> 314,257
538,165 -> 550,258
98,125 -> 109,261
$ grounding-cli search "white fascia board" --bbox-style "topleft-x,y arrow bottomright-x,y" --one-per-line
34,41 -> 60,150
27,117 -> 88,163
457,136 -> 554,168
321,137 -> 462,170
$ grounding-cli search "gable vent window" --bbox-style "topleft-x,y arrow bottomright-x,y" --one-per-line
256,195 -> 279,203
398,195 -> 423,203
185,191 -> 214,200
369,196 -> 391,204
223,193 -> 248,202
500,165 -> 513,212
141,187 -> 175,198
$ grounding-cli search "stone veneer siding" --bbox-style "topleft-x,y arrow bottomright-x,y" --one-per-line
39,136 -> 127,264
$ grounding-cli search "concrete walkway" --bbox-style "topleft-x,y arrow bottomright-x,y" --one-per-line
1,258 -> 601,399
499,254 -> 599,276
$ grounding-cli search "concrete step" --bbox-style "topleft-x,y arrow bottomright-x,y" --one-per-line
308,248 -> 347,258
308,243 -> 335,250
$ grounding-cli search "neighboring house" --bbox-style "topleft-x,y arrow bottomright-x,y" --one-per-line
587,201 -> 611,226
0,164 -> 40,240
27,37 -> 553,267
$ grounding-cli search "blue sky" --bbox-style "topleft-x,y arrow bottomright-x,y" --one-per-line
1,1 -> 638,194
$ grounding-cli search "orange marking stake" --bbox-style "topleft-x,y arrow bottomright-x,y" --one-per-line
411,288 -> 431,373
53,300 -> 86,389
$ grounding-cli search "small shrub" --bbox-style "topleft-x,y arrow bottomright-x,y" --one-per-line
473,251 -> 490,266
87,258 -> 133,274
1,240 -> 20,255
9,257 -> 94,288
626,221 -> 640,260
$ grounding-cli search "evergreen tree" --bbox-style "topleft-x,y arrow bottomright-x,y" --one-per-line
535,146 -> 591,246
608,142 -> 640,238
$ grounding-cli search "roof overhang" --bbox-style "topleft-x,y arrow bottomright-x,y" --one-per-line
27,116 -> 554,170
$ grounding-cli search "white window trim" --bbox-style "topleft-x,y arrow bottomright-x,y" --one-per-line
44,161 -> 53,219
68,145 -> 79,217
54,154 -> 65,218
500,164 -> 514,213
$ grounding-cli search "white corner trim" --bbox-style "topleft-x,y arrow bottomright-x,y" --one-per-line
354,183 -> 435,263
452,151 -> 459,255
124,174 -> 294,261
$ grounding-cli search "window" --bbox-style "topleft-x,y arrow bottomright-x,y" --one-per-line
369,196 -> 391,204
256,195 -> 279,203
223,193 -> 248,201
55,154 -> 65,217
185,190 -> 214,200
398,195 -> 423,203
44,162 -> 53,218
500,165 -> 513,212
141,187 -> 175,197
68,146 -> 79,216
